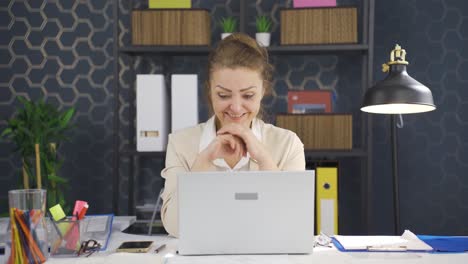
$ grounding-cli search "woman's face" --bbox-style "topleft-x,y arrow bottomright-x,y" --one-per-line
210,67 -> 264,129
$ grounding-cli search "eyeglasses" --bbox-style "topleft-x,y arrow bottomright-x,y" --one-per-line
77,239 -> 101,257
314,232 -> 332,248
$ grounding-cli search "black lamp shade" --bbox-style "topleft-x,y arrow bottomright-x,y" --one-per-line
361,64 -> 436,114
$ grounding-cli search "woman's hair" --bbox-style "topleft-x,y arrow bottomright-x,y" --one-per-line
205,33 -> 273,120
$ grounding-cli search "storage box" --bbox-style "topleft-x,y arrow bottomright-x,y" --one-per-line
288,90 -> 333,113
276,114 -> 352,149
49,218 -> 83,256
293,0 -> 336,8
171,74 -> 198,133
280,7 -> 357,45
136,74 -> 168,151
132,9 -> 210,45
149,0 -> 191,9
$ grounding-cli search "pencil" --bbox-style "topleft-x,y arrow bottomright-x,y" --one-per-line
154,244 -> 166,253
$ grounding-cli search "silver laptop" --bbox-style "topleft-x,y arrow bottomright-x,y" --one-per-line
177,170 -> 315,255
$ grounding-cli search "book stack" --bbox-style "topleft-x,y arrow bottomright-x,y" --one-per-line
280,7 -> 357,45
276,114 -> 352,149
288,90 -> 333,113
132,9 -> 210,45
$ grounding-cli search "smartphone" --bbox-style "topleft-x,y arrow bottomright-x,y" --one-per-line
116,241 -> 154,253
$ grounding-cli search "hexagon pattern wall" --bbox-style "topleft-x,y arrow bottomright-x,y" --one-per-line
0,1 -> 115,214
372,0 -> 468,235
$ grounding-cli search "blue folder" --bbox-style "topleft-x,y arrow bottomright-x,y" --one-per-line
417,235 -> 468,253
332,235 -> 468,253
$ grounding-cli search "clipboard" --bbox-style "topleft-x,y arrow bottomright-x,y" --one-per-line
332,230 -> 434,253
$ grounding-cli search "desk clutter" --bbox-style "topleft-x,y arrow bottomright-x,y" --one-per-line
4,195 -> 114,262
48,202 -> 114,257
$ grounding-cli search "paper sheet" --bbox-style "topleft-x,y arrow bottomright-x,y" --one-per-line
85,215 -> 109,232
334,230 -> 433,251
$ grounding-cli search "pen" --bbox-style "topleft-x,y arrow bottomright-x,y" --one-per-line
154,244 -> 166,253
367,245 -> 407,251
78,204 -> 89,220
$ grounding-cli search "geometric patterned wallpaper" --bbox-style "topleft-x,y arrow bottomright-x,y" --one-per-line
372,0 -> 468,235
0,1 -> 115,214
1,0 -> 467,235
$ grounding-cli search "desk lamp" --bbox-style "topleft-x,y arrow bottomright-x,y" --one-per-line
361,44 -> 436,235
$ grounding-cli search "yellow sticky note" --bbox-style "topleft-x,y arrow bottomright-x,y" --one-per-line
49,204 -> 66,221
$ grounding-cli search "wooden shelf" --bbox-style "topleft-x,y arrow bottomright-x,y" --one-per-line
120,149 -> 366,158
119,45 -> 210,55
267,44 -> 369,54
120,150 -> 166,158
119,44 -> 368,55
304,149 -> 367,158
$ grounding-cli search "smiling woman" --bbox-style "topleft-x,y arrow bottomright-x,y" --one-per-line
159,33 -> 306,237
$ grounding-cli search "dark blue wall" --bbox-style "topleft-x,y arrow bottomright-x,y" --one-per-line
372,0 -> 468,235
1,0 -> 467,235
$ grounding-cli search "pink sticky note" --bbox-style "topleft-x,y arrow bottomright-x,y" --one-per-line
73,200 -> 88,219
293,0 -> 337,8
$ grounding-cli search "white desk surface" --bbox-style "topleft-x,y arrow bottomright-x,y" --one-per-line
45,231 -> 468,264
1,217 -> 468,264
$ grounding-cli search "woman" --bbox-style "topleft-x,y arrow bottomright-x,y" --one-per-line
160,33 -> 305,237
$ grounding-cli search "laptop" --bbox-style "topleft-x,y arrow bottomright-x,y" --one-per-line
177,170 -> 315,255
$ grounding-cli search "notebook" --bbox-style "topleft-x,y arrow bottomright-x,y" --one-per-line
177,170 -> 315,255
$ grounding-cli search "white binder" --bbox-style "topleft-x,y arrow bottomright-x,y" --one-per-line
136,74 -> 168,151
171,74 -> 198,132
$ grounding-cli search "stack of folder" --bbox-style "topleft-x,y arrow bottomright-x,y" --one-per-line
316,166 -> 338,235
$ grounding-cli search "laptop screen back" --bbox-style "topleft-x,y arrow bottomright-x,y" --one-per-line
178,170 -> 315,255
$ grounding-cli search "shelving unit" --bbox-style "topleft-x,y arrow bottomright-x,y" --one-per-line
113,0 -> 374,233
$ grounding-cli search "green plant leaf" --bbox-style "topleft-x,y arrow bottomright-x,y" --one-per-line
256,15 -> 272,33
6,95 -> 74,208
48,173 -> 68,184
1,127 -> 12,138
219,17 -> 237,33
60,108 -> 75,128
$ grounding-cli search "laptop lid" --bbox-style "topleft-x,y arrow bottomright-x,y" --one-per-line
178,170 -> 315,255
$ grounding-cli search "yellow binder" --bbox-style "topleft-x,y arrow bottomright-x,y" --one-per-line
316,167 -> 338,235
149,0 -> 191,8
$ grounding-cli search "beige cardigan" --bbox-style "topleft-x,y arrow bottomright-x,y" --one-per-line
160,119 -> 305,237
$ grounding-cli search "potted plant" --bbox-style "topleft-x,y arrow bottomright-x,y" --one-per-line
1,96 -> 75,211
219,16 -> 237,39
256,15 -> 272,47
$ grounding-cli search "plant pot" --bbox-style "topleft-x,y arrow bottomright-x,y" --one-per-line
221,33 -> 232,39
256,32 -> 271,47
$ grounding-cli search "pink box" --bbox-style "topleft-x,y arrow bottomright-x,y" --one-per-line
293,0 -> 337,8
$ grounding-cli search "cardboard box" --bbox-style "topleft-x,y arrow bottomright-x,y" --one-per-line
276,114 -> 352,149
132,9 -> 210,45
280,7 -> 357,45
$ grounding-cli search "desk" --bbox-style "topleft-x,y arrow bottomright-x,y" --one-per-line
2,218 -> 468,264
46,233 -> 468,264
